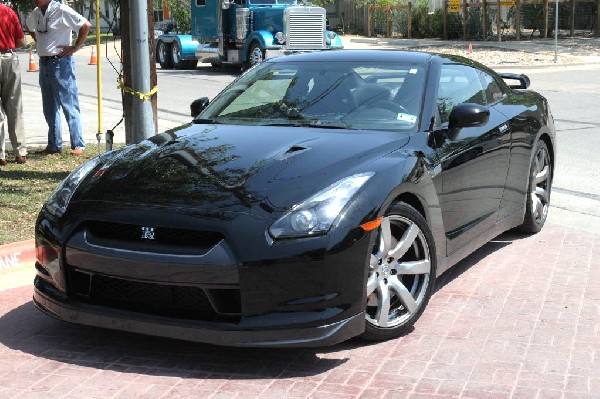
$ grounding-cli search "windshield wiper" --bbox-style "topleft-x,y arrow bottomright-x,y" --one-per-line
193,118 -> 221,124
263,120 -> 352,129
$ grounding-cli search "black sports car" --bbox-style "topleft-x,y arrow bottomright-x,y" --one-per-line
33,50 -> 555,347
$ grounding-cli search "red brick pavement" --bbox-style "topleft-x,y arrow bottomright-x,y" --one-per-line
0,224 -> 598,398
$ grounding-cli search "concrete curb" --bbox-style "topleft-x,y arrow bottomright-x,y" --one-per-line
0,239 -> 36,292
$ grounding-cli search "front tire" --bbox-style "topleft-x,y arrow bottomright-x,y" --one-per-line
246,42 -> 264,69
361,203 -> 437,341
518,140 -> 552,233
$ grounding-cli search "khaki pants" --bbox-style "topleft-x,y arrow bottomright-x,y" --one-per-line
0,52 -> 26,160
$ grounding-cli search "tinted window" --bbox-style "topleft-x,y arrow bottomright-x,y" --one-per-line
480,71 -> 506,104
437,64 -> 486,124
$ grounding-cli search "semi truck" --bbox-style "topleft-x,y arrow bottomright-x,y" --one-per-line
156,0 -> 343,70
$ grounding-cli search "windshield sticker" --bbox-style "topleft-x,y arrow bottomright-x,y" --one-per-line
397,113 -> 417,123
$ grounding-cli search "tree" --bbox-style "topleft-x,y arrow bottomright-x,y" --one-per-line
596,0 -> 600,37
1,0 -> 34,27
166,0 -> 191,34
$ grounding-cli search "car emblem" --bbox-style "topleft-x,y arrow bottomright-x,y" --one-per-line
141,226 -> 156,240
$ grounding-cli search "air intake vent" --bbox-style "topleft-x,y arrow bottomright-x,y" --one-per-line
67,268 -> 241,321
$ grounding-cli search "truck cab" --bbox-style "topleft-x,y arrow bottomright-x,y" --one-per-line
156,0 -> 343,70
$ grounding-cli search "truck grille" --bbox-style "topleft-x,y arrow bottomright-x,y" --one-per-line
286,7 -> 325,50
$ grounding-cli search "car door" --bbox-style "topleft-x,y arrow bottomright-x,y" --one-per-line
432,63 -> 511,256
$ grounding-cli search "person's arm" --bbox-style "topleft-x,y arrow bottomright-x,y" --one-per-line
15,37 -> 26,48
57,21 -> 91,56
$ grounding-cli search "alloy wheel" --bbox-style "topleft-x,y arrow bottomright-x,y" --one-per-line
366,215 -> 431,328
530,145 -> 551,224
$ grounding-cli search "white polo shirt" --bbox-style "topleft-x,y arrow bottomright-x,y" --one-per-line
26,1 -> 88,57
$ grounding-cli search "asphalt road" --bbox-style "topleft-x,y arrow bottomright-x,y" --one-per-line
14,48 -> 600,235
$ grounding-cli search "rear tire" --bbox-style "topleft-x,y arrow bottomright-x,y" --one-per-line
157,41 -> 173,69
518,140 -> 552,233
361,203 -> 437,341
171,42 -> 197,70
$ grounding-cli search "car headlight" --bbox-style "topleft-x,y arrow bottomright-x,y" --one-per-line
44,157 -> 101,218
268,172 -> 374,239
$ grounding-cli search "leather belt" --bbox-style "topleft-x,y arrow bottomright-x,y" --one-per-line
0,49 -> 15,54
39,55 -> 64,61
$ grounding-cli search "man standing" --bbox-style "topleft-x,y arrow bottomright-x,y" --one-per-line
0,2 -> 27,166
27,0 -> 90,155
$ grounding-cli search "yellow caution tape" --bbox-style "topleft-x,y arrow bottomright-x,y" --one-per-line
117,77 -> 157,101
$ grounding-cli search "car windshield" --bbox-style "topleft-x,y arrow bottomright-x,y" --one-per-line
199,61 -> 426,132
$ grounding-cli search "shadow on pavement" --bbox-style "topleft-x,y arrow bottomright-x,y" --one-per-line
434,230 -> 528,292
0,232 -> 526,378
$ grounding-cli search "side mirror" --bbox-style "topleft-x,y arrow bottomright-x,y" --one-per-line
447,103 -> 489,140
499,73 -> 530,89
190,97 -> 209,118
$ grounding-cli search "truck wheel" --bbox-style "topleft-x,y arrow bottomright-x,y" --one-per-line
172,41 -> 186,70
157,41 -> 173,69
247,42 -> 265,69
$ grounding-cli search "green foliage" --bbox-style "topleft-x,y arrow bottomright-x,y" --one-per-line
308,0 -> 336,5
1,0 -> 34,23
410,0 -> 443,38
0,143 -> 117,245
354,0 -> 402,6
167,0 -> 191,34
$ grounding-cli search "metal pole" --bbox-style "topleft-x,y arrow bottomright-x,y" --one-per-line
95,0 -> 103,149
128,0 -> 155,142
554,0 -> 558,62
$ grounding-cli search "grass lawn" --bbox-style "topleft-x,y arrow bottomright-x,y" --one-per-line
0,144 -> 111,245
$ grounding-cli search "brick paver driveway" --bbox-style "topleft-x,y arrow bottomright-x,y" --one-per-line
0,224 -> 598,398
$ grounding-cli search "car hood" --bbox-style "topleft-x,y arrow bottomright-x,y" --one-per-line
74,124 -> 410,215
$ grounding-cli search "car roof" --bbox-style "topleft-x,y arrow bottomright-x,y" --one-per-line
267,49 -> 486,70
269,49 -> 433,64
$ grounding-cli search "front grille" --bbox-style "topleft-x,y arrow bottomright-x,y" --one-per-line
86,221 -> 224,254
286,8 -> 325,49
67,269 -> 241,321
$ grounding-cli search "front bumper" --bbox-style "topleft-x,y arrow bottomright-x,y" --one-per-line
33,202 -> 374,347
33,281 -> 365,347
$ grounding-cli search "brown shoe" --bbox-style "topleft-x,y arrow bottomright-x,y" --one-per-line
15,156 -> 26,164
0,159 -> 7,166
70,148 -> 86,156
37,148 -> 62,155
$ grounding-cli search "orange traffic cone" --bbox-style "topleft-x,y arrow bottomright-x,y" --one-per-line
88,45 -> 97,65
467,43 -> 473,54
27,51 -> 38,72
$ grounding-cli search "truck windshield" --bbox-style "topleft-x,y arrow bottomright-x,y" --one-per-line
199,60 -> 426,133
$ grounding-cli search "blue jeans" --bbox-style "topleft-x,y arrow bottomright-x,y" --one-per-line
39,56 -> 85,151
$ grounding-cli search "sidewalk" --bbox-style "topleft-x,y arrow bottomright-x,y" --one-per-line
0,223 -> 598,398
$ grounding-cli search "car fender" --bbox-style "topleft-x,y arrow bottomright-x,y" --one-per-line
329,149 -> 446,274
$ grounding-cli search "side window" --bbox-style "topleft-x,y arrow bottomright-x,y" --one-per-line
437,64 -> 486,124
480,71 -> 506,104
